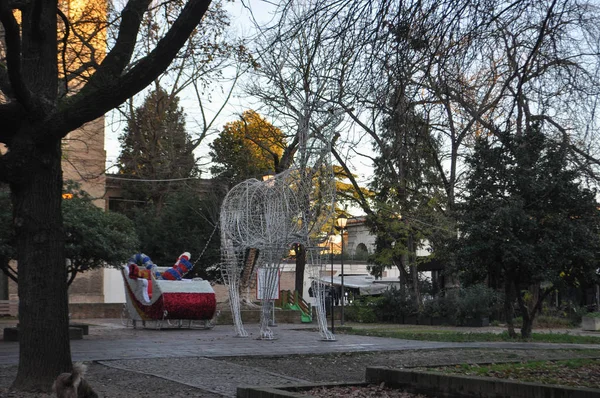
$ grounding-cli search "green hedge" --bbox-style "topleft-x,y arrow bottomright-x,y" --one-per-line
345,284 -> 504,325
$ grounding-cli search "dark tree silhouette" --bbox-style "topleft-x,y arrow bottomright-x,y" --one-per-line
0,0 -> 212,391
457,126 -> 600,338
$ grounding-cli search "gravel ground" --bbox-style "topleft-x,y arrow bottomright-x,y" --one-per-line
1,348 -> 599,397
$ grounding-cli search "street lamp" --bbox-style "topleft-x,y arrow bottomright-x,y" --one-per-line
336,214 -> 348,325
329,233 -> 335,334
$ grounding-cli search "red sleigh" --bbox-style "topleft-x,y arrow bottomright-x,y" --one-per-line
121,253 -> 217,329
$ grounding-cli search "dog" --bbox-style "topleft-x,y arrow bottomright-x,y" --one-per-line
52,362 -> 98,398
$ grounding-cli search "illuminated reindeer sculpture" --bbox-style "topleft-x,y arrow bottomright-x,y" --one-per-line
219,110 -> 341,340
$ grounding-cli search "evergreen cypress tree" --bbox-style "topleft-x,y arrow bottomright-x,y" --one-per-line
117,87 -> 199,214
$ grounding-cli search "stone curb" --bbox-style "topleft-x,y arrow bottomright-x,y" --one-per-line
237,368 -> 600,398
237,382 -> 367,398
365,367 -> 600,398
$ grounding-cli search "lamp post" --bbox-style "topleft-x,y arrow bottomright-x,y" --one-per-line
329,234 -> 335,334
336,214 -> 348,325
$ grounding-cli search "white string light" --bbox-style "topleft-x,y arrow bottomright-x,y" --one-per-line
220,110 -> 340,340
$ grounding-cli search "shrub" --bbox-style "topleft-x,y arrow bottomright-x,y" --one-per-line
377,287 -> 418,323
345,296 -> 381,323
345,284 -> 505,325
422,294 -> 458,320
455,284 -> 503,325
533,315 -> 574,328
565,303 -> 587,325
513,315 -> 576,328
513,315 -> 575,329
421,297 -> 439,318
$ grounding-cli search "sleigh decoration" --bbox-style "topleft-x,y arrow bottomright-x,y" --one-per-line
121,253 -> 217,329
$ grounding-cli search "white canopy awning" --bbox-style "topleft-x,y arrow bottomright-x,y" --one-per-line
316,274 -> 400,295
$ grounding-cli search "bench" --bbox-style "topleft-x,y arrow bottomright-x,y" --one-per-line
69,323 -> 89,335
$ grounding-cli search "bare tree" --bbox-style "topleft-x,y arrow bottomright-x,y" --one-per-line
258,0 -> 600,309
109,0 -> 258,175
244,3 -> 350,295
326,0 -> 600,321
264,0 -> 484,299
0,0 -> 213,391
433,0 -> 600,335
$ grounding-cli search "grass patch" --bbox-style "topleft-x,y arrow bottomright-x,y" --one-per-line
345,328 -> 600,344
426,358 -> 600,389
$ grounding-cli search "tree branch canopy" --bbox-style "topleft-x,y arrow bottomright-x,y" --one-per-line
89,0 -> 152,82
44,0 -> 213,143
0,0 -> 31,108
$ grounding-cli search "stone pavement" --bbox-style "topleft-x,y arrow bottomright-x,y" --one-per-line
0,319 -> 434,366
2,318 -> 600,366
2,318 -> 600,397
98,357 -> 309,396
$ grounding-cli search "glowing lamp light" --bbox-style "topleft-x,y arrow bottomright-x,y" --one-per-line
336,214 -> 348,229
262,172 -> 275,181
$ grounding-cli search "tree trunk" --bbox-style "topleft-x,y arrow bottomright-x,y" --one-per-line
408,234 -> 421,307
239,248 -> 259,307
517,285 -> 547,339
504,281 -> 517,338
520,318 -> 533,338
11,141 -> 72,391
295,244 -> 306,298
517,293 -> 534,339
395,258 -> 410,288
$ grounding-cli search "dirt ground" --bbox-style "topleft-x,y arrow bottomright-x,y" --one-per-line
1,348 -> 599,397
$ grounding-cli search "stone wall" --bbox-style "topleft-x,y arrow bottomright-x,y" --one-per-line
8,266 -> 106,304
68,268 -> 105,303
211,270 -> 296,303
62,117 -> 107,208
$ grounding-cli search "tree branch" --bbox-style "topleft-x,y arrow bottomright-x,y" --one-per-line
0,66 -> 14,98
84,0 -> 153,88
0,256 -> 18,283
0,0 -> 32,110
0,102 -> 25,145
66,263 -> 79,286
47,0 -> 212,142
57,7 -> 70,97
331,145 -> 373,217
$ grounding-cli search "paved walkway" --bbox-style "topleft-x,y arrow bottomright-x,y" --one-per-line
2,318 -> 600,396
2,318 -> 600,367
